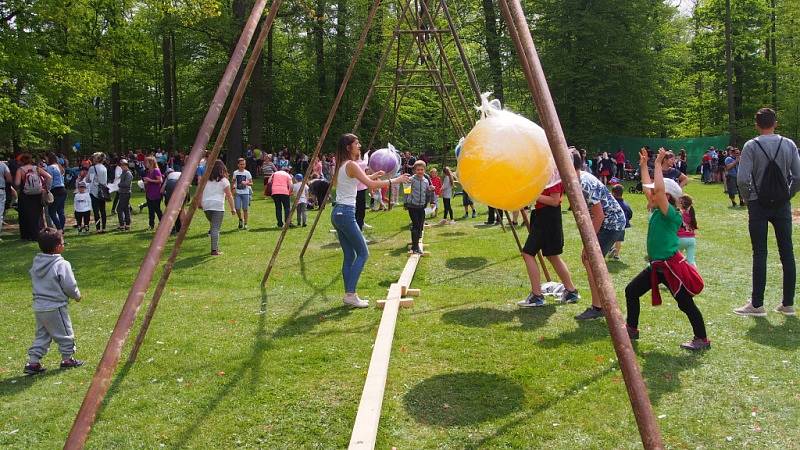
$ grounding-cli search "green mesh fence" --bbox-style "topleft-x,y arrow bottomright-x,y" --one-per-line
593,134 -> 731,171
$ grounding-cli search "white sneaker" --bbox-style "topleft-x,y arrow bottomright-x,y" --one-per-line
363,223 -> 373,229
343,294 -> 369,308
775,304 -> 796,316
733,301 -> 767,317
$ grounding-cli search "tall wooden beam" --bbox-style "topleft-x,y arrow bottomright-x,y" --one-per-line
497,1 -> 664,448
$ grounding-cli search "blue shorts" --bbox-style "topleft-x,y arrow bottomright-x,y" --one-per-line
235,193 -> 251,210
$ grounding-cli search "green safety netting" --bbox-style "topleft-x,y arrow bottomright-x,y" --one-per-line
593,134 -> 731,171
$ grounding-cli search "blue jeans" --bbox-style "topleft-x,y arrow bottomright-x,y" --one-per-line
748,201 -> 795,307
48,187 -> 67,231
332,204 -> 369,293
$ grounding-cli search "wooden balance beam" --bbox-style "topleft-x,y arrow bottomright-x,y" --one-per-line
348,242 -> 424,449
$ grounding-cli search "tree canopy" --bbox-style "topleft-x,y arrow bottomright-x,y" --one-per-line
1,0 -> 798,158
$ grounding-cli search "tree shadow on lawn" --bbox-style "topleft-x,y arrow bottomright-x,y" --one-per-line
607,259 -> 630,273
445,256 -> 487,270
746,316 -> 799,350
441,306 -> 556,332
536,319 -> 609,348
469,365 -> 616,448
403,372 -> 524,427
638,349 -> 703,405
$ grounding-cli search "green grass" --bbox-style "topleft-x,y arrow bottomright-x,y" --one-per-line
1,177 -> 799,449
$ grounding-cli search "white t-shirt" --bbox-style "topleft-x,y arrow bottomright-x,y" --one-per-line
74,191 -> 91,213
88,164 -> 107,197
292,182 -> 308,203
202,178 -> 230,212
335,161 -> 359,207
232,169 -> 252,195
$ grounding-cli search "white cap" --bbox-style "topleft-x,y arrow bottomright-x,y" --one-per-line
642,178 -> 683,200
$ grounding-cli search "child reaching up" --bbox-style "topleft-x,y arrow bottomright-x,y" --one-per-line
625,148 -> 709,351
677,195 -> 698,267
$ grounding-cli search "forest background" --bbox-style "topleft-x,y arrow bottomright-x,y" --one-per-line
1,0 -> 799,166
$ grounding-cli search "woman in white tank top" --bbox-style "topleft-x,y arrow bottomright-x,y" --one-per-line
332,134 -> 409,308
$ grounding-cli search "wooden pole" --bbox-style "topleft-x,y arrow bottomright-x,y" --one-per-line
127,0 -> 283,364
439,0 -> 481,102
497,1 -> 664,448
418,0 -> 474,126
261,0 -> 384,287
520,208 -> 551,282
63,1 -> 271,448
299,0 -> 414,260
504,210 -> 523,252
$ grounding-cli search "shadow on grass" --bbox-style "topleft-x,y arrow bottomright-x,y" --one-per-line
537,319 -> 609,348
441,306 -> 555,331
172,253 -> 213,270
171,288 -> 273,448
606,260 -> 630,273
639,350 -> 702,405
471,365 -> 615,448
745,316 -> 799,350
445,256 -> 487,270
437,231 -> 467,237
320,241 -> 341,250
0,366 -> 64,396
404,372 -> 524,426
431,255 -> 518,285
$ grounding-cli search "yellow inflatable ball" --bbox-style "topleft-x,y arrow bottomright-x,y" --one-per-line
457,94 -> 554,211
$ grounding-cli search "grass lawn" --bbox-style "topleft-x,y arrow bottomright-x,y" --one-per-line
1,176 -> 799,449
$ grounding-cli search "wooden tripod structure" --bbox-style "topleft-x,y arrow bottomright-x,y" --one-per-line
63,0 -> 664,448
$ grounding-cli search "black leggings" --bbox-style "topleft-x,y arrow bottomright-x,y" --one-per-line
147,197 -> 163,228
356,189 -> 367,230
408,206 -> 426,249
272,194 -> 290,226
90,194 -> 107,230
442,198 -> 453,220
625,266 -> 707,339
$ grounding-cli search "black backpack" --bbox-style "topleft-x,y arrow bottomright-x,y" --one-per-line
752,137 -> 790,208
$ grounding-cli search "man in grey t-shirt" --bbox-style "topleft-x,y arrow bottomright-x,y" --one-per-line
734,108 -> 800,317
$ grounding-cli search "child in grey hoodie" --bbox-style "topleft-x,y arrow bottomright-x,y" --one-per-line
23,228 -> 84,375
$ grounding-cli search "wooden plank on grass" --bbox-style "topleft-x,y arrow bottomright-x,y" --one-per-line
349,283 -> 402,450
376,298 -> 414,309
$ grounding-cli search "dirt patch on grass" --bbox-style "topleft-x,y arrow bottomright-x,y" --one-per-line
794,208 -> 800,225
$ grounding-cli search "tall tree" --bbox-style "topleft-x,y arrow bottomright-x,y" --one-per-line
481,0 -> 503,103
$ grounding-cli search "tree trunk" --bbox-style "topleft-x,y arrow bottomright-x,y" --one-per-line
111,81 -> 122,153
724,0 -> 736,145
770,0 -> 777,108
226,0 -> 247,166
249,25 -> 265,150
334,0 -> 348,94
314,0 -> 327,120
482,0 -> 504,103
265,27 -> 274,152
162,29 -> 177,152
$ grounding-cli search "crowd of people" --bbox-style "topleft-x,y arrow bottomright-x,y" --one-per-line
5,108 -> 800,374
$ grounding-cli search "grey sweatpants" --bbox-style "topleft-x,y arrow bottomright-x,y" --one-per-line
205,210 -> 224,252
28,306 -> 76,363
296,203 -> 307,226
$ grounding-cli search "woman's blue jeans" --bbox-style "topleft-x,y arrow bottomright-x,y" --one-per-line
332,204 -> 369,293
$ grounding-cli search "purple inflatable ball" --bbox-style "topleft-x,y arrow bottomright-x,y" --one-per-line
368,148 -> 399,175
